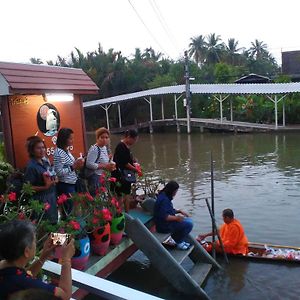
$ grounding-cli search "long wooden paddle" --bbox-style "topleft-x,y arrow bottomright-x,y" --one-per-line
205,198 -> 229,264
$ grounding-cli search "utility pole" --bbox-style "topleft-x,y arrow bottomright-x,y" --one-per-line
184,50 -> 191,134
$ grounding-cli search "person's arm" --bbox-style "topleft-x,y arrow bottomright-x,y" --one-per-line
24,167 -> 54,192
54,150 -> 72,177
54,239 -> 75,300
86,146 -> 99,170
175,209 -> 190,217
166,214 -> 184,222
197,231 -> 215,241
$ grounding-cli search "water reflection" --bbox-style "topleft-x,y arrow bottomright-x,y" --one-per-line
86,132 -> 300,300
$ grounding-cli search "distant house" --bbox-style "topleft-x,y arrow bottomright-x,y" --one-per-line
234,73 -> 271,84
282,51 -> 300,82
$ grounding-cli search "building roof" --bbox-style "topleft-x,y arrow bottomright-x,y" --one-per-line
0,61 -> 99,95
234,73 -> 271,83
83,82 -> 300,107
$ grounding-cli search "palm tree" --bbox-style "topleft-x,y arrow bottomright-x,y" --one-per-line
206,33 -> 224,64
188,35 -> 207,66
29,57 -> 43,64
249,39 -> 268,60
225,38 -> 243,65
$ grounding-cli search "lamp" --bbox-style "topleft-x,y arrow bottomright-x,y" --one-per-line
45,93 -> 74,102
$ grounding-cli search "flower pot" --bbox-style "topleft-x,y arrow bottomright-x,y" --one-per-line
71,235 -> 90,270
90,222 -> 111,256
110,213 -> 125,245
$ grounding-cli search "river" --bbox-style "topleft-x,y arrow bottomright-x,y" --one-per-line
87,131 -> 300,300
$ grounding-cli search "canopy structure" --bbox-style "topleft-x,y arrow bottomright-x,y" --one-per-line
83,83 -> 300,130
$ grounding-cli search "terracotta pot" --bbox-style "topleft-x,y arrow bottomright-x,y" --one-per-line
110,213 -> 125,245
90,222 -> 111,256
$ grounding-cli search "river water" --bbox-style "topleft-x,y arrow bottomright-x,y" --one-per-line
89,131 -> 300,300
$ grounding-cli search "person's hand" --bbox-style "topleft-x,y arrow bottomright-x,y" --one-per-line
105,162 -> 116,172
43,173 -> 54,189
73,157 -> 84,170
61,238 -> 75,260
176,215 -> 184,222
40,235 -> 57,261
197,234 -> 207,241
181,210 -> 190,217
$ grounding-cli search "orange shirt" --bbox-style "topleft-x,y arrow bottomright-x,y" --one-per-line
218,219 -> 248,255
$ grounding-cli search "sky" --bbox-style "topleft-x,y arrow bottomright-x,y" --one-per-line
1,0 -> 300,65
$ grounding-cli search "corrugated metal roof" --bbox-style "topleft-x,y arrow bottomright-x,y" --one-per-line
0,61 -> 99,95
83,82 -> 300,107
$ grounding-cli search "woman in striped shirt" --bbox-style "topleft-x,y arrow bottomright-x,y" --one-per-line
85,127 -> 116,196
53,128 -> 84,214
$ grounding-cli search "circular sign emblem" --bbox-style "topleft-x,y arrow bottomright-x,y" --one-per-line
37,103 -> 60,136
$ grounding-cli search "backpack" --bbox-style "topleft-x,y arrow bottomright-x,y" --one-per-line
79,145 -> 102,179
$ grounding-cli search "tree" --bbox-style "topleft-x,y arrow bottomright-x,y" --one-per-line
188,35 -> 207,66
225,38 -> 243,65
206,33 -> 224,64
29,58 -> 43,64
249,39 -> 268,60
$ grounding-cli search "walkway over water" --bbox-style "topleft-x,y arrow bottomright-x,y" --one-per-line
83,82 -> 300,132
109,118 -> 300,134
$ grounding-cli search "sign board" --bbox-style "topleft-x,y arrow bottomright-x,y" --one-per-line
5,94 -> 86,168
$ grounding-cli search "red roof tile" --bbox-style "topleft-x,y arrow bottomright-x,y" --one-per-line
0,61 -> 99,95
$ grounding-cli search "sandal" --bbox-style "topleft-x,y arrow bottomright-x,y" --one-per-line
176,242 -> 189,250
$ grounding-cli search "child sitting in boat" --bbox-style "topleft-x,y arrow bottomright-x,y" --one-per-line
197,208 -> 248,255
153,181 -> 193,250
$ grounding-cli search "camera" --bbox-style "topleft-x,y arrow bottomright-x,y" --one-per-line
50,232 -> 70,246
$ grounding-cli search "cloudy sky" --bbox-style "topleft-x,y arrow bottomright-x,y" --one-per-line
1,0 -> 299,64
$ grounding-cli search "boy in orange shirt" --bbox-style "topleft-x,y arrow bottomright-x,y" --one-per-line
197,208 -> 248,255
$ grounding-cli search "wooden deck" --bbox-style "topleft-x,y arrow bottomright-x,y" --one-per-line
109,118 -> 300,134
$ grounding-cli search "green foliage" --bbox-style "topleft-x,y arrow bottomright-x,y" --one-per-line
0,161 -> 14,194
0,142 -> 6,162
30,34 -> 286,127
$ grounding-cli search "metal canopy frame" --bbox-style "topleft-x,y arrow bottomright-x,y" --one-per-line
86,83 -> 300,130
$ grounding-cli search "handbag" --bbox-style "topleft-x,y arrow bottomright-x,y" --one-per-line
122,169 -> 136,183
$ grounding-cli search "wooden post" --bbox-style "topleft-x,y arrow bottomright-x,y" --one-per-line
161,96 -> 165,120
282,98 -> 285,127
275,95 -> 278,129
210,151 -> 216,260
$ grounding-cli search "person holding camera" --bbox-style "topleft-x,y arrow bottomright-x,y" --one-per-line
0,220 -> 75,300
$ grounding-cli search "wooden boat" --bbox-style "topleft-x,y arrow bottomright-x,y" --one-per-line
208,242 -> 300,264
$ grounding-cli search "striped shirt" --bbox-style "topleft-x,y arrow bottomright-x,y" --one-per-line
53,147 -> 77,184
86,144 -> 109,176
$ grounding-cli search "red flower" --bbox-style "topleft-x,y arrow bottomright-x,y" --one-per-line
102,208 -> 112,222
8,192 -> 16,202
57,194 -> 68,204
18,212 -> 25,220
85,193 -> 94,201
108,177 -> 117,183
16,269 -> 23,276
100,186 -> 107,193
92,217 -> 99,224
99,173 -> 106,184
111,197 -> 120,208
44,203 -> 51,211
69,220 -> 80,230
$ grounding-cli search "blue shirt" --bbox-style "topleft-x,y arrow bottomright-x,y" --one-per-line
154,192 -> 176,232
24,158 -> 56,199
0,267 -> 56,300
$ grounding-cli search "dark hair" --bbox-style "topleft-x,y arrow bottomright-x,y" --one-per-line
124,129 -> 138,139
9,289 -> 60,300
0,220 -> 35,261
26,136 -> 44,158
161,181 -> 179,199
56,128 -> 74,149
223,208 -> 234,219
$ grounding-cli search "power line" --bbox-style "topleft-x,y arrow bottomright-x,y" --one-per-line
127,0 -> 170,57
148,0 -> 180,52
